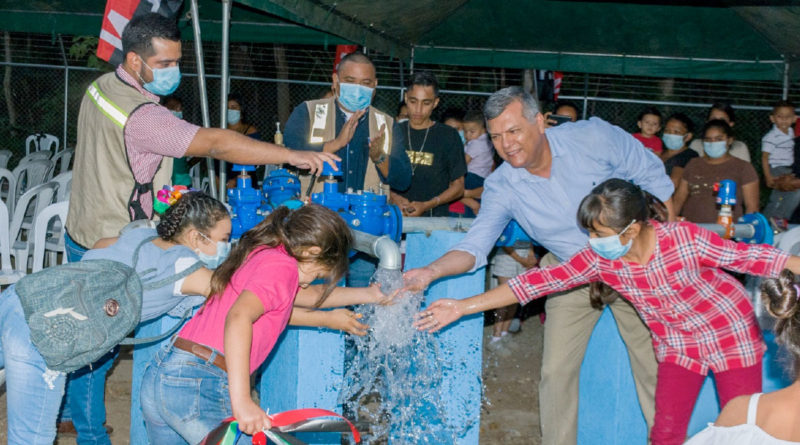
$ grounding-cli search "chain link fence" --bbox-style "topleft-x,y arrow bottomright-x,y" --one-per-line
0,31 -> 795,201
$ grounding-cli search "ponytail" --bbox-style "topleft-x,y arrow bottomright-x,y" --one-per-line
761,270 -> 800,379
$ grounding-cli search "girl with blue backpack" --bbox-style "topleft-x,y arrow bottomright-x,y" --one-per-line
1,193 -> 383,444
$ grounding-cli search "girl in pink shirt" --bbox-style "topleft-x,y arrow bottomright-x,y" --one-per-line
141,204 -> 360,443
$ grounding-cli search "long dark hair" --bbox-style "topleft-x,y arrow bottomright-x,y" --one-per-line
577,179 -> 667,309
156,192 -> 229,242
761,270 -> 800,379
209,204 -> 352,307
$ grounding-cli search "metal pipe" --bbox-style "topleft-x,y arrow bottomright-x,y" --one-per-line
351,230 -> 402,270
190,0 -> 218,199
697,223 -> 756,240
218,0 -> 231,202
402,216 -> 475,233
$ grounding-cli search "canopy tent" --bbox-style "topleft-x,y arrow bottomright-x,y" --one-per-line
2,1 -> 800,82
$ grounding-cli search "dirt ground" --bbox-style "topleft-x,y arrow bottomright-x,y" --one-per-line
0,320 -> 543,444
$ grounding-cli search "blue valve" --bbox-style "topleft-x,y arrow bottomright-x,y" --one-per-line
228,164 -> 262,239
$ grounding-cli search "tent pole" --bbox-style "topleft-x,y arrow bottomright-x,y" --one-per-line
190,0 -> 218,199
398,59 -> 404,101
582,73 -> 589,120
410,46 -> 415,75
218,0 -> 231,202
783,59 -> 789,100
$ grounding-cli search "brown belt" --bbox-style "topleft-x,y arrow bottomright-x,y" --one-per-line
173,337 -> 227,372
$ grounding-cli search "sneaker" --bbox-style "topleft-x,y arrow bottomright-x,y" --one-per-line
508,318 -> 522,333
769,217 -> 789,234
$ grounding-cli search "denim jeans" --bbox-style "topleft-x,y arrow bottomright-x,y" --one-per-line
61,231 -> 115,445
0,286 -> 67,445
141,341 -> 250,445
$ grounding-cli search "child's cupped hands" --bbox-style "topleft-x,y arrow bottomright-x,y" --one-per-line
328,308 -> 369,336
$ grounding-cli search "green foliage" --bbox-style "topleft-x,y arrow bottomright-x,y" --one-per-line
68,36 -> 112,71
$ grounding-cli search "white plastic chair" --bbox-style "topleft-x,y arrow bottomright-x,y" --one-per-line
0,167 -> 17,216
51,171 -> 72,203
12,158 -> 53,199
31,201 -> 68,272
9,182 -> 56,272
19,150 -> 52,164
0,150 -> 12,170
51,149 -> 73,176
0,200 -> 25,284
25,133 -> 59,156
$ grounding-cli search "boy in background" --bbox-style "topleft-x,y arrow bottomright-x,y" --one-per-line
453,111 -> 495,216
632,107 -> 664,154
762,101 -> 799,229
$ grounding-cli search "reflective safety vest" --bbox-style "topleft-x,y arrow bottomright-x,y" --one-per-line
66,71 -> 173,248
299,97 -> 393,196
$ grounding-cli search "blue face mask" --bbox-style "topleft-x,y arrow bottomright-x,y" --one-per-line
458,130 -> 466,145
172,110 -> 183,119
662,133 -> 684,150
140,58 -> 181,96
703,141 -> 728,159
227,109 -> 241,125
196,233 -> 231,270
338,82 -> 373,111
588,219 -> 636,260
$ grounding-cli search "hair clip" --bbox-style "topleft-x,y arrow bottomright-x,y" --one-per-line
154,185 -> 194,214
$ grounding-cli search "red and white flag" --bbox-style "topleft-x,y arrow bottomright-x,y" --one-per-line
97,0 -> 183,66
333,45 -> 359,73
553,71 -> 563,101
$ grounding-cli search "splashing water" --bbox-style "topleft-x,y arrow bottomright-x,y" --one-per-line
339,267 -> 460,444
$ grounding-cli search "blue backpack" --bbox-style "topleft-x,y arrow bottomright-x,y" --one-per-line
16,236 -> 202,372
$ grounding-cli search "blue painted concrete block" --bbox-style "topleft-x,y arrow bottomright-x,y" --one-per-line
405,231 -> 484,445
259,326 -> 345,444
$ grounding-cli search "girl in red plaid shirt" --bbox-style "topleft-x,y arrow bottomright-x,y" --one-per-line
415,178 -> 800,445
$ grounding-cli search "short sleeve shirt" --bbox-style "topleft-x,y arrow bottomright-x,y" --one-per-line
680,157 -> 758,223
179,246 -> 299,374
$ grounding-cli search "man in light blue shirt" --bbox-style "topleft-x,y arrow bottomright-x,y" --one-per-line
405,86 -> 674,445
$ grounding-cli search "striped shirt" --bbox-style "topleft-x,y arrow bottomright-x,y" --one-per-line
116,65 -> 200,217
508,221 -> 789,375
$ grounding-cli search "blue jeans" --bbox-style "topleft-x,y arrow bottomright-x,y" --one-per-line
141,342 -> 250,444
61,231 -> 115,445
0,286 -> 67,445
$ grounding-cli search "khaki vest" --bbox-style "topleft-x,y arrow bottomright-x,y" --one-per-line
299,98 -> 393,196
66,71 -> 172,248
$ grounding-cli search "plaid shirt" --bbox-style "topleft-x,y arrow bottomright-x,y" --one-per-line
508,221 -> 789,375
116,65 -> 200,217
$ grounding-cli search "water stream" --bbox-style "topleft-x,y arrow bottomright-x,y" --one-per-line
339,267 -> 460,444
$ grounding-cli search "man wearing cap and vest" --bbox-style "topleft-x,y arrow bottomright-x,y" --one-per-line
61,13 -> 337,444
284,51 -> 412,286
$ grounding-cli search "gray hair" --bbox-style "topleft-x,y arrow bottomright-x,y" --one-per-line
483,86 -> 541,123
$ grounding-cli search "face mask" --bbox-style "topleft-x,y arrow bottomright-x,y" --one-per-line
227,109 -> 241,125
588,219 -> 635,260
338,82 -> 373,111
703,141 -> 728,159
662,133 -> 684,150
196,233 -> 231,270
458,130 -> 466,145
140,57 -> 181,96
172,111 -> 183,119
